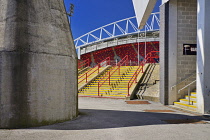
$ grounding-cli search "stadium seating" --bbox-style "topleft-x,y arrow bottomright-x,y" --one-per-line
114,44 -> 137,61
80,41 -> 159,66
81,52 -> 91,62
93,47 -> 115,64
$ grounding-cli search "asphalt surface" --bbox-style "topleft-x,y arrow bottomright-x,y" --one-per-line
0,97 -> 210,140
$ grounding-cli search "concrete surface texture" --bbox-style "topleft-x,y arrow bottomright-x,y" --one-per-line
0,0 -> 78,128
140,64 -> 160,102
0,97 -> 209,140
159,0 -> 197,105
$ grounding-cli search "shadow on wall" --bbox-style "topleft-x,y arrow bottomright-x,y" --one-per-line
30,109 -> 209,130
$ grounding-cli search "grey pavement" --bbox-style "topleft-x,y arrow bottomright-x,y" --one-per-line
0,97 -> 210,140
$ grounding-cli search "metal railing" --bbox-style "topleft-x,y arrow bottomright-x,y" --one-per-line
171,73 -> 196,90
78,57 -> 110,84
127,51 -> 159,96
78,59 -> 90,69
97,55 -> 129,96
178,80 -> 196,105
127,65 -> 144,96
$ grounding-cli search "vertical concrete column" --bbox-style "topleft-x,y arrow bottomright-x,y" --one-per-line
168,0 -> 178,104
0,0 -> 78,128
160,0 -> 178,105
197,0 -> 210,114
159,2 -> 169,104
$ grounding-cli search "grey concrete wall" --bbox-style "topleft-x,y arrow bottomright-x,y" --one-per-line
197,0 -> 210,114
0,0 -> 78,128
177,0 -> 197,68
159,2 -> 169,104
160,0 -> 197,104
168,0 -> 178,104
176,0 -> 197,98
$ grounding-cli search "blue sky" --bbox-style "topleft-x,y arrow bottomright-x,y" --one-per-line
64,0 -> 161,40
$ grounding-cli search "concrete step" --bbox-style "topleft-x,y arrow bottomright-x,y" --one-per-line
79,93 -> 128,97
191,92 -> 196,96
78,66 -> 142,98
80,88 -> 128,92
180,99 -> 197,105
87,87 -> 127,90
174,102 -> 197,112
185,95 -> 197,101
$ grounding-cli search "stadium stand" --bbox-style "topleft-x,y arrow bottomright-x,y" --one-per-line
114,44 -> 137,61
81,52 -> 91,62
80,41 -> 159,67
93,47 -> 115,64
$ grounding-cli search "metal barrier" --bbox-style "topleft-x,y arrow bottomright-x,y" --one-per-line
178,80 -> 196,105
127,65 -> 144,96
78,57 -> 110,84
97,55 -> 129,96
78,59 -> 90,69
127,51 -> 159,96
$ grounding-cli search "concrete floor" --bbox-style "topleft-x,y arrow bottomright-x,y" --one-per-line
0,97 -> 210,140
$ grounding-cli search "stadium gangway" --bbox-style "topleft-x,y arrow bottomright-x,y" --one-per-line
127,51 -> 160,96
78,57 -> 110,84
97,55 -> 129,96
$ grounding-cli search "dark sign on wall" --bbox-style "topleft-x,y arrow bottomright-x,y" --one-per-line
183,44 -> 197,55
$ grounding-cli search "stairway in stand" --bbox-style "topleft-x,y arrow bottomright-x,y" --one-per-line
79,66 -> 141,98
172,91 -> 197,112
106,66 -> 140,97
78,67 -> 90,76
78,66 -> 109,90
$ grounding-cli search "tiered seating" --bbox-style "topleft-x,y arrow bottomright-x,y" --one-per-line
79,41 -> 160,65
81,52 -> 91,62
133,42 -> 146,57
114,44 -> 137,61
93,47 -> 114,64
133,41 -> 159,57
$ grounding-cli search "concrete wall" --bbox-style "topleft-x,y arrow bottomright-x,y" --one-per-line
160,0 -> 197,104
177,0 -> 197,83
197,0 -> 210,114
159,2 -> 169,104
0,0 -> 78,128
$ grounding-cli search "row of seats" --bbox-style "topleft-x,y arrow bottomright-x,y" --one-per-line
115,44 -> 137,61
93,47 -> 115,64
80,41 -> 159,66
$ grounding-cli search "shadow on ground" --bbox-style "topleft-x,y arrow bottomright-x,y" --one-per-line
30,109 -> 209,130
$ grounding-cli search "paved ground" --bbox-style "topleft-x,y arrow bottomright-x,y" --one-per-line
1,97 -> 210,140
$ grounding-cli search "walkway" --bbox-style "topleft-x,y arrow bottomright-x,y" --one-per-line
0,97 -> 210,140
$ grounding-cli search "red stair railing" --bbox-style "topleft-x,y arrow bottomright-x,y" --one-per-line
97,55 -> 129,96
127,51 -> 159,96
78,57 -> 110,84
78,59 -> 90,69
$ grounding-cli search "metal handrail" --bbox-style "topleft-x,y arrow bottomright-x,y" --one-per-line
178,80 -> 196,105
97,55 -> 129,96
178,80 -> 196,94
171,73 -> 196,90
78,57 -> 110,84
127,51 -> 159,96
127,65 -> 144,96
78,59 -> 90,69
